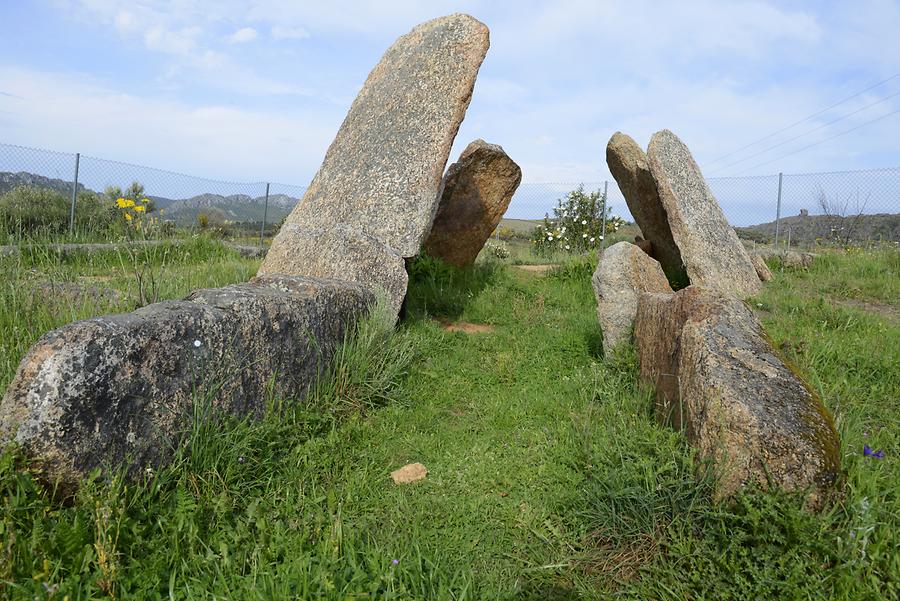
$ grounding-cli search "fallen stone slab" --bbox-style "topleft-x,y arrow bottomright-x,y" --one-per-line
0,275 -> 372,494
258,224 -> 408,317
33,280 -> 127,306
750,253 -> 773,281
607,132 -> 687,286
0,240 -> 265,260
592,242 -> 671,353
634,286 -> 840,505
263,14 -> 490,290
751,247 -> 815,269
423,139 -> 521,267
644,130 -> 761,297
225,243 -> 267,258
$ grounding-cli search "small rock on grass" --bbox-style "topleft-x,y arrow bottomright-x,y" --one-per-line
391,462 -> 428,484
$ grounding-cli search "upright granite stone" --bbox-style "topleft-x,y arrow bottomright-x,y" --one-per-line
647,130 -> 761,297
592,242 -> 671,353
260,14 -> 490,309
423,139 -> 522,267
607,132 -> 687,286
260,224 -> 408,316
0,275 -> 372,494
634,286 -> 840,505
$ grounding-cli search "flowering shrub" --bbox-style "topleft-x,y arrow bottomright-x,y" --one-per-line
530,185 -> 625,255
484,240 -> 510,260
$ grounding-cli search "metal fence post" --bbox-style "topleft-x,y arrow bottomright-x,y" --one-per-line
68,152 -> 80,235
601,180 -> 608,250
259,182 -> 270,247
773,171 -> 783,248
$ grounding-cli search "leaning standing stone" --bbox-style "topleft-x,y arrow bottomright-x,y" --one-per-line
261,14 -> 490,307
592,242 -> 672,353
607,132 -> 687,287
423,139 -> 522,267
646,130 -> 761,297
634,286 -> 840,505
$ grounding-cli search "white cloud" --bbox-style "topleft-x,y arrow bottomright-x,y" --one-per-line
143,25 -> 202,55
113,10 -> 137,33
270,25 -> 310,40
13,0 -> 900,219
0,67 -> 338,184
227,27 -> 258,44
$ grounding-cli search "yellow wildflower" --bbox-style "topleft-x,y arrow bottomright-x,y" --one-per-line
134,205 -> 145,213
124,199 -> 136,208
116,198 -> 128,208
141,197 -> 150,204
124,213 -> 133,221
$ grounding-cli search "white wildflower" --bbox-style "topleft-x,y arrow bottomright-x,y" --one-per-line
581,220 -> 587,225
194,339 -> 202,348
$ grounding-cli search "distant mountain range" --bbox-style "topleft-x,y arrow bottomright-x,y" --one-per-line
150,193 -> 300,225
1,171 -> 301,225
0,171 -> 85,197
735,212 -> 900,244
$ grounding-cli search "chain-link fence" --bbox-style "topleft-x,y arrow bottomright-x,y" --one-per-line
2,141 -> 898,248
509,167 -> 900,248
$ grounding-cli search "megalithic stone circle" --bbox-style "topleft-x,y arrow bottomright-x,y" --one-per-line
260,14 -> 491,314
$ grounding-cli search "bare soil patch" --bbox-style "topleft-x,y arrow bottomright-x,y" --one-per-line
516,264 -> 554,274
836,298 -> 899,322
439,320 -> 495,334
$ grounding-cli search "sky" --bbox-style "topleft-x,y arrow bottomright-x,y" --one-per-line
0,0 -> 899,220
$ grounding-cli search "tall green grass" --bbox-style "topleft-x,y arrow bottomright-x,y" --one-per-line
0,236 -> 258,390
0,248 -> 896,599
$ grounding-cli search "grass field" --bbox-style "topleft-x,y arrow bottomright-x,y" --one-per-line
0,242 -> 897,599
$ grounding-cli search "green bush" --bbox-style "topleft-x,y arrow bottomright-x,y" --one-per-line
0,185 -> 121,239
530,185 -> 626,256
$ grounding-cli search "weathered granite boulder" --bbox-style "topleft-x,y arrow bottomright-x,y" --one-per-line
607,132 -> 687,286
422,139 -> 521,267
782,250 -> 814,269
753,248 -> 815,269
592,242 -> 672,353
646,130 -> 761,297
634,286 -> 840,504
262,14 -> 490,308
0,275 -> 372,494
259,224 -> 408,316
751,253 -> 773,282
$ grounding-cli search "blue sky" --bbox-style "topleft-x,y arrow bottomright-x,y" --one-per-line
1,1 -> 898,219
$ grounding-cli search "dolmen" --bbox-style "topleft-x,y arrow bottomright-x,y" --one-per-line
593,129 -> 840,505
0,13 -> 492,493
